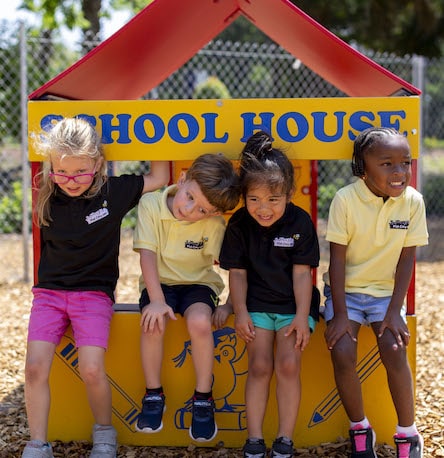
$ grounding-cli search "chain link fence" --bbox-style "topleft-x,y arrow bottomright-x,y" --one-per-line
1,20 -> 443,282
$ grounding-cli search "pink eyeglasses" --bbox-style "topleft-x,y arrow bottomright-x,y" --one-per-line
49,172 -> 96,185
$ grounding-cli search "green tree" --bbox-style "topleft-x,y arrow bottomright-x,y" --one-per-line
193,76 -> 231,99
295,0 -> 444,58
18,0 -> 444,57
216,0 -> 444,58
0,20 -> 77,143
18,0 -> 153,54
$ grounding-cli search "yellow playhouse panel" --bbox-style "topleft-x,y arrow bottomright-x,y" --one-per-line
48,313 -> 417,448
28,97 -> 420,162
34,96 -> 419,449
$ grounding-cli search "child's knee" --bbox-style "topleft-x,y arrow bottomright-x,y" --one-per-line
249,356 -> 273,379
331,345 -> 357,371
379,345 -> 408,370
187,312 -> 212,336
78,361 -> 105,384
275,355 -> 300,378
25,359 -> 48,383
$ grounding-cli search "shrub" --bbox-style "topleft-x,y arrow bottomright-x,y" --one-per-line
0,181 -> 30,233
422,174 -> 444,216
193,76 -> 231,99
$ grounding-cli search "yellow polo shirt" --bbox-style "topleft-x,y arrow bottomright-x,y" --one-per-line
324,179 -> 428,297
133,185 -> 226,295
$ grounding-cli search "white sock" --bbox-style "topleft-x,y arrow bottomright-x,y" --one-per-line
396,424 -> 419,437
350,417 -> 370,430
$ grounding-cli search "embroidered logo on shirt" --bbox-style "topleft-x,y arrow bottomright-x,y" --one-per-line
184,237 -> 208,250
85,207 -> 109,225
273,236 -> 296,248
389,220 -> 409,230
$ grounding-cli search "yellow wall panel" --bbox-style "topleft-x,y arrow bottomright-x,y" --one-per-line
48,313 -> 417,448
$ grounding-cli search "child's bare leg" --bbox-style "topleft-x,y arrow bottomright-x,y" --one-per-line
274,328 -> 302,438
140,329 -> 164,389
330,321 -> 364,422
24,341 -> 56,441
78,346 -> 112,425
185,302 -> 214,392
245,328 -> 274,438
373,323 -> 415,426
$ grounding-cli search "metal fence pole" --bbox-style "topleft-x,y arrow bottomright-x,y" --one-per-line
20,21 -> 30,282
412,54 -> 426,193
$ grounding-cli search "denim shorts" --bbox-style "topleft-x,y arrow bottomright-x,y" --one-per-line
139,284 -> 218,316
250,312 -> 316,333
323,285 -> 406,325
29,288 -> 114,348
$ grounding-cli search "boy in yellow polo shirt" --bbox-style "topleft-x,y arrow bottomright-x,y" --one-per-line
133,153 -> 240,442
323,127 -> 428,458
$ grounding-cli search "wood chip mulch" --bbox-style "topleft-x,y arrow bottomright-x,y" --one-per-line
1,260 -> 443,457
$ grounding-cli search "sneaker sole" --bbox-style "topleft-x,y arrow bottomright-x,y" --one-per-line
135,421 -> 163,433
189,423 -> 218,442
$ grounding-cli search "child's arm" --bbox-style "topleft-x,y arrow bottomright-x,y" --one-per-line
378,245 -> 416,347
139,248 -> 176,334
229,268 -> 255,343
325,241 -> 357,350
141,161 -> 170,194
285,264 -> 312,351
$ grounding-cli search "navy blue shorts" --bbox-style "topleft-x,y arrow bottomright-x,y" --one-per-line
139,284 -> 219,316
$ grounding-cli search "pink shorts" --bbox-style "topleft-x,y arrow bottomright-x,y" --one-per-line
28,288 -> 114,349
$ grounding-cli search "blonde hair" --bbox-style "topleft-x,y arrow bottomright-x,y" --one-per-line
33,117 -> 107,226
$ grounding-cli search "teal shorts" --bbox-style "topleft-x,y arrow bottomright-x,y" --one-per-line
250,312 -> 316,333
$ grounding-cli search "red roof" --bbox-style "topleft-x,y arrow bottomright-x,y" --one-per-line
29,0 -> 420,100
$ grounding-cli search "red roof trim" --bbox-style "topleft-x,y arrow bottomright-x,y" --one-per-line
29,0 -> 420,101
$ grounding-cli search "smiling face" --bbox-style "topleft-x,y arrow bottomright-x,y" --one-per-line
50,153 -> 99,197
245,184 -> 289,227
362,136 -> 412,199
169,174 -> 220,222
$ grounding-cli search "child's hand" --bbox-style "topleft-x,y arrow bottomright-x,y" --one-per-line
212,302 -> 233,329
285,316 -> 310,351
324,315 -> 357,350
378,309 -> 410,349
234,311 -> 255,343
140,300 -> 176,334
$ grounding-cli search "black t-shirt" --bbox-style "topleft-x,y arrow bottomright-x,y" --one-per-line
219,203 -> 320,314
35,175 -> 144,301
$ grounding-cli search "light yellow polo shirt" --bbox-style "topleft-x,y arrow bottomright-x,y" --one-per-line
324,179 -> 428,296
133,185 -> 226,295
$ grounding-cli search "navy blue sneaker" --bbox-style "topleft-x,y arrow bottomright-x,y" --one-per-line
243,438 -> 267,458
189,397 -> 217,442
270,436 -> 294,457
135,393 -> 165,433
